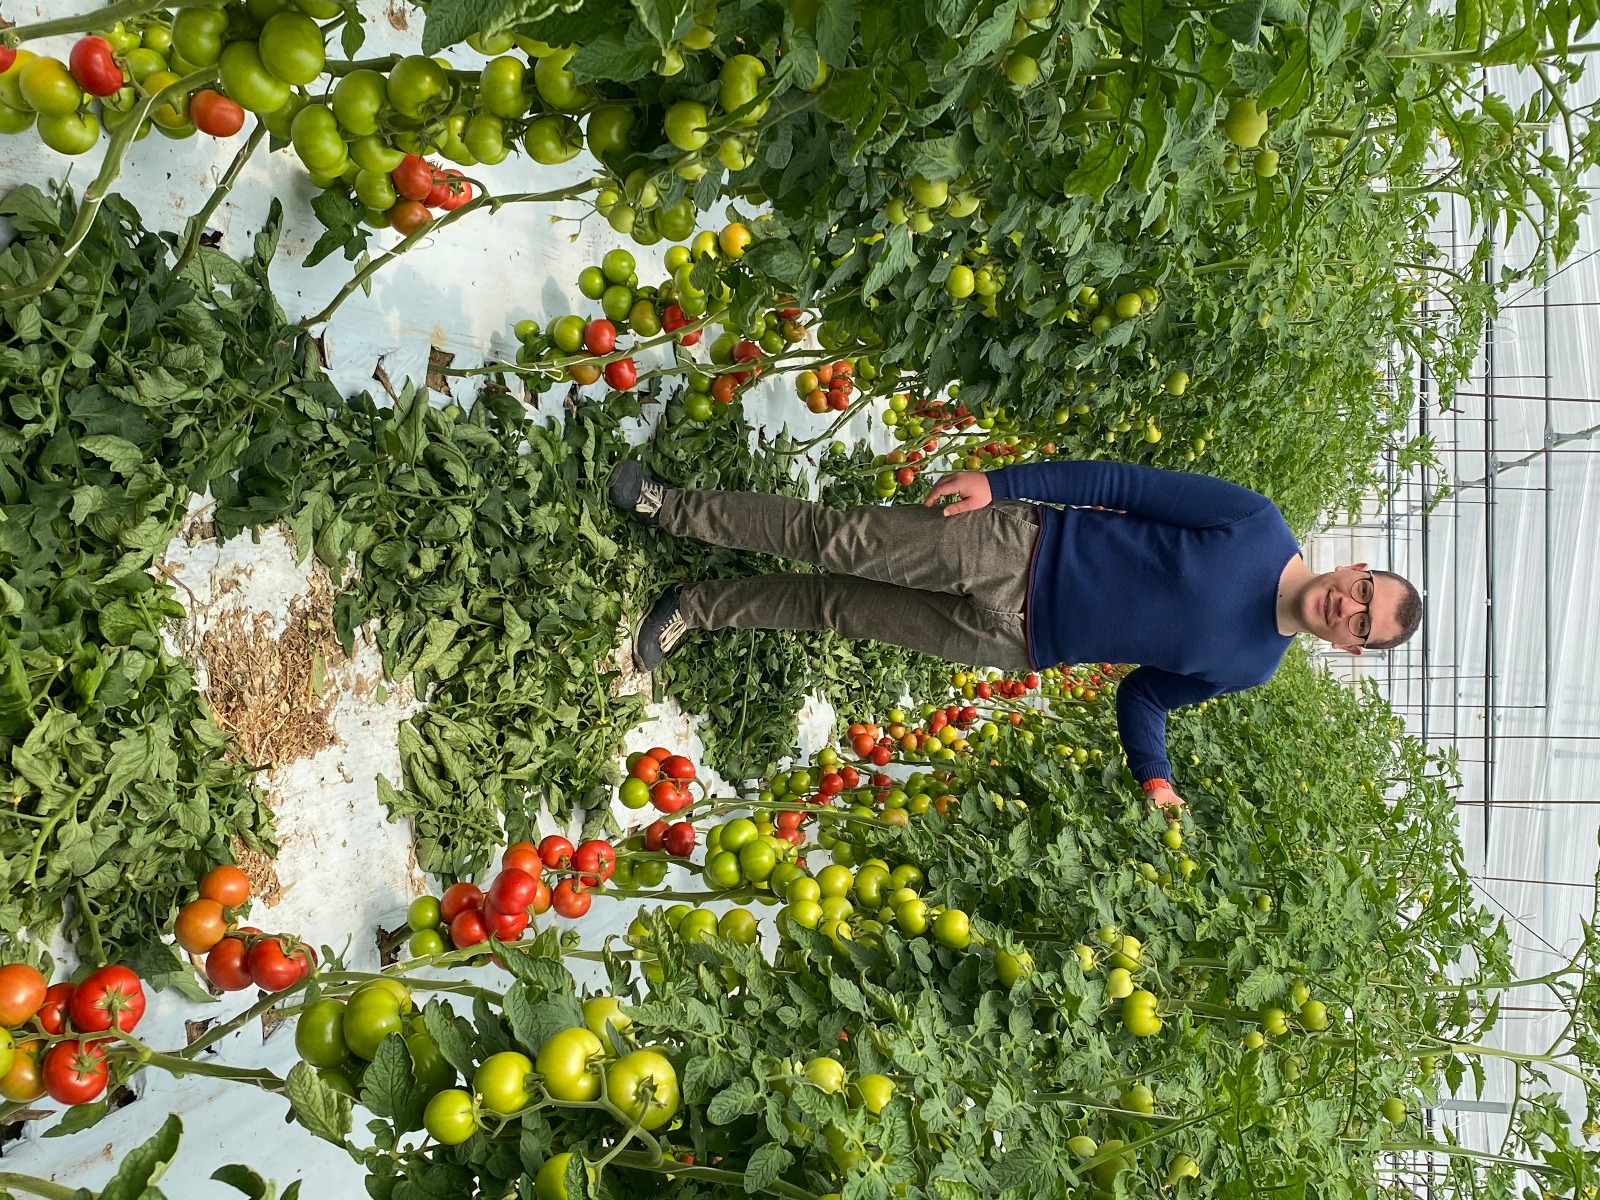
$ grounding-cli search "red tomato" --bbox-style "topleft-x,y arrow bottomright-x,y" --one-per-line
851,733 -> 876,758
975,681 -> 992,699
247,938 -> 313,992
43,1040 -> 108,1106
69,36 -> 124,96
778,829 -> 804,846
539,836 -> 575,870
832,359 -> 852,376
0,48 -> 14,74
191,89 -> 245,136
664,821 -> 696,857
424,166 -> 472,209
960,705 -> 978,724
391,154 -> 433,202
662,303 -> 701,346
871,772 -> 893,788
37,983 -> 74,1035
0,963 -> 48,1027
732,340 -> 762,364
816,363 -> 834,386
483,904 -> 529,942
583,319 -> 617,355
839,767 -> 860,788
819,772 -> 843,796
440,882 -> 485,922
645,746 -> 673,762
660,755 -> 695,782
572,840 -> 616,886
775,809 -> 803,833
644,820 -> 670,852
551,879 -> 591,919
629,755 -> 661,784
200,865 -> 251,908
502,843 -> 542,877
529,877 -> 552,915
388,199 -> 431,235
710,375 -> 737,404
650,780 -> 691,813
604,357 -> 637,390
487,867 -> 540,914
205,936 -> 254,992
68,965 -> 145,1034
450,909 -> 489,949
895,467 -> 916,487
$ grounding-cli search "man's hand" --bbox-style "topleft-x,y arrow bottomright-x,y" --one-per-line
923,471 -> 992,516
1142,778 -> 1186,820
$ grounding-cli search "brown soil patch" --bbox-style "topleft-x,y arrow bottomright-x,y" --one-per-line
196,567 -> 347,774
233,839 -> 284,909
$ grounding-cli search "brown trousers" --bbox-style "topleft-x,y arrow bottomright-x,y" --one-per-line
660,489 -> 1038,669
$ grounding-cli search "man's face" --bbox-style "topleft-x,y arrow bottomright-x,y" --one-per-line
1305,562 -> 1405,654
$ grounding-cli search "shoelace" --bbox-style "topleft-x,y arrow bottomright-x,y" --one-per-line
636,478 -> 665,518
658,609 -> 689,654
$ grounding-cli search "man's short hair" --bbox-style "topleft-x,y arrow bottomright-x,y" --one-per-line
1367,570 -> 1422,651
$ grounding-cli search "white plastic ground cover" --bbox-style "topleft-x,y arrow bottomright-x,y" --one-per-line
0,2 -> 881,1191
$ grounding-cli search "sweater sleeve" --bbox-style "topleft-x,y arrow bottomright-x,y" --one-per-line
1115,667 -> 1230,783
988,460 -> 1272,529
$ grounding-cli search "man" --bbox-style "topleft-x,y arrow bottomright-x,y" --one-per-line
607,457 -> 1422,813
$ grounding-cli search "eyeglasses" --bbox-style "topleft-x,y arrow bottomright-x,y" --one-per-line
1348,571 -> 1375,645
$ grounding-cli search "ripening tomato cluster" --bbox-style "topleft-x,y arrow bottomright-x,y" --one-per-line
0,959 -> 147,1107
794,359 -> 857,415
175,865 -> 319,994
618,745 -> 698,814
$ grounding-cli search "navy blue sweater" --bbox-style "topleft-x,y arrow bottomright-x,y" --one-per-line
988,461 -> 1299,784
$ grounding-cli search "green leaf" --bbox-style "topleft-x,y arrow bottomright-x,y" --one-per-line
569,28 -> 662,82
78,435 -> 146,477
43,1099 -> 112,1139
211,1165 -> 269,1199
1211,0 -> 1264,43
422,0 -> 587,53
1061,139 -> 1129,201
99,1114 -> 182,1200
629,0 -> 692,47
744,1142 -> 793,1192
421,999 -> 481,1077
361,1032 -> 426,1132
284,1061 -> 353,1145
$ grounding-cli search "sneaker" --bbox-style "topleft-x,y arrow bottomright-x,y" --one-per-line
635,585 -> 690,671
607,460 -> 668,527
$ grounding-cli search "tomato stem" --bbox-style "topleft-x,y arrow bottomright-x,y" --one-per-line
4,0 -> 218,42
608,1151 -> 822,1200
174,122 -> 268,275
0,1172 -> 86,1200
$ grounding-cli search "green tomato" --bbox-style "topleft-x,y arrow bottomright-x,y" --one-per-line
386,55 -> 448,118
896,898 -> 929,936
220,41 -> 291,115
343,988 -> 405,1060
718,907 -> 759,944
582,995 -> 631,1039
851,865 -> 890,909
619,776 -> 651,808
781,899 -> 822,931
19,58 -> 83,116
679,908 -> 717,941
0,102 -> 35,134
474,1050 -> 534,1115
349,133 -> 405,173
171,7 -> 229,67
601,284 -> 634,323
719,817 -> 758,851
261,90 -> 306,139
586,103 -> 637,166
630,299 -> 661,336
852,1073 -> 894,1114
995,950 -> 1033,988
578,265 -> 608,299
406,1029 -> 455,1096
523,113 -> 583,164
354,168 -> 399,211
332,69 -> 386,136
607,1049 -> 680,1130
718,53 -> 767,124
536,1027 -> 604,1102
664,100 -> 709,151
634,857 -> 667,887
738,840 -> 776,883
550,314 -> 586,352
804,1056 -> 846,1093
292,103 -> 347,174
38,111 -> 100,154
1381,1097 -> 1406,1124
464,113 -> 509,165
408,928 -> 447,957
535,1152 -> 594,1200
704,850 -> 741,889
423,1088 -> 477,1145
478,55 -> 528,119
602,248 -> 635,284
933,908 -> 971,949
258,11 -> 325,86
295,998 -> 349,1068
533,46 -> 584,111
